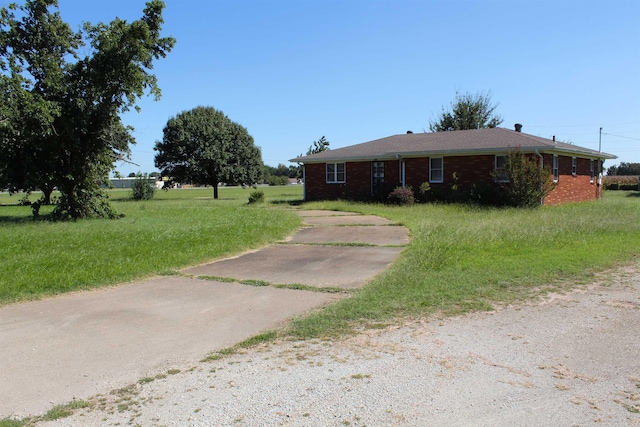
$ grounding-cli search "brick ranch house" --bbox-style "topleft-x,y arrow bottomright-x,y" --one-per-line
290,126 -> 617,205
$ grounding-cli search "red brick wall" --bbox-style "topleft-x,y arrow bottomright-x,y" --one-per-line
403,155 -> 498,198
408,155 -> 496,187
305,155 -> 601,205
304,160 -> 402,201
543,154 -> 599,205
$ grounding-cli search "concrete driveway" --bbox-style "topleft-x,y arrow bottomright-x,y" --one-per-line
0,210 -> 408,418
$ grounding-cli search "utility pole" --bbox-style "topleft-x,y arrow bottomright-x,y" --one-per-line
599,127 -> 602,153
597,127 -> 603,199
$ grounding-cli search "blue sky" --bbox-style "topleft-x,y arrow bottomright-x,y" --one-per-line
51,0 -> 640,174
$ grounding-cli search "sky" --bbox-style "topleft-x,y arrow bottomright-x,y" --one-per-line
32,0 -> 640,174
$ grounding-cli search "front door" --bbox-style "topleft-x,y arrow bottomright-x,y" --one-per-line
372,161 -> 384,197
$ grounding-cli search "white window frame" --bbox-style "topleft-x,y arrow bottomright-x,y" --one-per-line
552,155 -> 559,182
572,157 -> 577,175
494,155 -> 509,182
326,163 -> 345,184
429,157 -> 443,183
590,159 -> 595,183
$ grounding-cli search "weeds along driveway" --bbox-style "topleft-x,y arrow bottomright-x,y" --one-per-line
0,210 -> 409,418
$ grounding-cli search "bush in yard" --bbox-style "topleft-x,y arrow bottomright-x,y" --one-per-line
387,186 -> 415,205
493,148 -> 555,208
131,174 -> 156,201
248,190 -> 265,204
414,182 -> 431,203
469,180 -> 504,206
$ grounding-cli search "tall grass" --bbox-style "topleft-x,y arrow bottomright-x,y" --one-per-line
0,186 -> 303,304
289,191 -> 640,337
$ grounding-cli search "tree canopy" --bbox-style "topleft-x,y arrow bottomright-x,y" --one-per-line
429,91 -> 503,132
307,136 -> 330,155
154,106 -> 263,199
0,0 -> 175,219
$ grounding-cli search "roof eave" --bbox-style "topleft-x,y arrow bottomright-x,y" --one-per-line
539,146 -> 617,160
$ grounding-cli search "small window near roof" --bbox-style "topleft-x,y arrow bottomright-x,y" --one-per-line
572,157 -> 577,175
326,163 -> 345,183
430,157 -> 443,183
590,160 -> 595,182
494,155 -> 508,182
553,155 -> 559,182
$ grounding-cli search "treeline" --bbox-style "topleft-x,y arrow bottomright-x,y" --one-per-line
607,162 -> 640,176
263,163 -> 301,186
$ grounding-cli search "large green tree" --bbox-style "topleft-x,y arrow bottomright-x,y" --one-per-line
0,0 -> 175,219
429,91 -> 503,132
154,106 -> 263,199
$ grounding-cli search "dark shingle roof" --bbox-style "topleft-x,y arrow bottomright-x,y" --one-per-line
290,128 -> 616,163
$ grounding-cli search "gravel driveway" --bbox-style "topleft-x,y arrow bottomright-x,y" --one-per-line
39,262 -> 640,427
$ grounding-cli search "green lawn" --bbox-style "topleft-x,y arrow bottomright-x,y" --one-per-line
1,186 -> 639,341
0,186 -> 304,304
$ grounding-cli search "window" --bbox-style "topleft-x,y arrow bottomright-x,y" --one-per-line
552,155 -> 559,182
326,163 -> 345,183
590,160 -> 595,183
430,157 -> 443,183
572,157 -> 577,175
494,155 -> 508,182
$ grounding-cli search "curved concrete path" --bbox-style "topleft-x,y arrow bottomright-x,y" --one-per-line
0,210 -> 408,418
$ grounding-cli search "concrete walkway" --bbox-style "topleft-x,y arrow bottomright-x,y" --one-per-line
0,210 -> 408,418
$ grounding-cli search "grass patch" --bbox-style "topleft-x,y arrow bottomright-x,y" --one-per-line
0,399 -> 93,426
0,186 -> 304,305
271,283 -> 352,294
287,192 -> 640,338
350,373 -> 371,379
202,347 -> 237,362
194,275 -> 352,294
42,400 -> 91,421
237,330 -> 278,348
202,330 -> 278,362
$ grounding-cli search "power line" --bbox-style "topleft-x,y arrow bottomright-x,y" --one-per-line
602,132 -> 640,141
525,122 -> 640,129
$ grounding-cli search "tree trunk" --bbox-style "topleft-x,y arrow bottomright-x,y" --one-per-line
41,185 -> 53,205
66,188 -> 81,220
56,181 -> 82,220
213,184 -> 219,199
